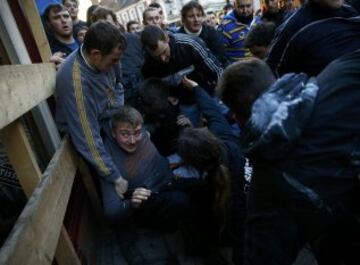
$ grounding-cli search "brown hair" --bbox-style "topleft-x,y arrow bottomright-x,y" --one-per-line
90,6 -> 117,25
181,1 -> 205,19
178,128 -> 231,229
141,25 -> 167,51
217,58 -> 275,125
111,106 -> 144,130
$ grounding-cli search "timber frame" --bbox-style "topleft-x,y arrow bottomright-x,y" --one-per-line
0,0 -> 105,264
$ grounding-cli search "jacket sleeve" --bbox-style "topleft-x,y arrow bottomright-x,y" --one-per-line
193,86 -> 237,142
265,19 -> 296,77
189,39 -> 223,81
57,60 -> 121,183
207,27 -> 230,66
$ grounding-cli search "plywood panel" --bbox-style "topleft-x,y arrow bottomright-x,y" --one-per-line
0,63 -> 55,129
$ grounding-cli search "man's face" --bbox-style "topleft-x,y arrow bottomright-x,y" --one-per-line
266,0 -> 279,13
63,0 -> 79,20
113,123 -> 143,153
235,0 -> 254,17
91,44 -> 123,72
76,28 -> 87,43
183,8 -> 204,33
155,7 -> 166,27
313,0 -> 344,9
143,10 -> 162,27
148,39 -> 171,63
206,13 -> 217,27
128,23 -> 141,33
48,8 -> 73,38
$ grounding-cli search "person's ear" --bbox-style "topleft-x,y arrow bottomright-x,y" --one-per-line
88,49 -> 102,59
164,34 -> 170,43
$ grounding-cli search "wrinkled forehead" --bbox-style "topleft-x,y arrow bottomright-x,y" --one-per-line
115,122 -> 142,131
63,0 -> 78,6
145,10 -> 160,19
49,7 -> 70,17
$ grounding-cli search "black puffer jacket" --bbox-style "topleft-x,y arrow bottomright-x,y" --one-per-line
266,2 -> 358,76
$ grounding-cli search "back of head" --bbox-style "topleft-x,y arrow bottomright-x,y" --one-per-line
139,78 -> 170,115
181,1 -> 205,19
244,22 -> 276,48
178,127 -> 223,171
83,21 -> 126,55
218,58 -> 275,125
141,25 -> 166,50
111,105 -> 143,130
90,6 -> 117,25
86,4 -> 99,27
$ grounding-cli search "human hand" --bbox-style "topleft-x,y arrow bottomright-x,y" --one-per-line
182,76 -> 198,91
131,187 -> 152,208
114,177 -> 128,199
176,114 -> 192,127
49,52 -> 66,70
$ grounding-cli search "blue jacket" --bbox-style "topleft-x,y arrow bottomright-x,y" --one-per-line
56,47 -> 124,183
217,10 -> 252,62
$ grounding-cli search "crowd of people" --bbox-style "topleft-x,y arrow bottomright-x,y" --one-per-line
40,0 -> 360,264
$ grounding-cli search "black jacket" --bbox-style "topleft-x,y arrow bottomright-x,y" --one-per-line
245,49 -> 360,208
266,2 -> 358,76
177,24 -> 230,67
142,33 -> 223,104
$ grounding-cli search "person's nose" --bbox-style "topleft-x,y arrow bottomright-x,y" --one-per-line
129,135 -> 136,143
160,54 -> 167,62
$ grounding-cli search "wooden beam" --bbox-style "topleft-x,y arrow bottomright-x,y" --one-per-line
0,120 -> 41,196
20,0 -> 52,62
0,136 -> 80,265
0,63 -> 55,130
55,227 -> 82,265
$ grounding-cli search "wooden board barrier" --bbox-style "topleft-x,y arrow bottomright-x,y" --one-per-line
0,136 -> 79,265
0,63 -> 55,130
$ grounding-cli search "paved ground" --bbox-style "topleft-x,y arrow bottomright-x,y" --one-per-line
97,228 -> 318,265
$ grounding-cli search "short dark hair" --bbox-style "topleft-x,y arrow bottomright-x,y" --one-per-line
181,1 -> 205,19
90,6 -> 117,25
141,25 -> 167,51
86,4 -> 99,27
149,2 -> 162,9
218,58 -> 275,124
206,10 -> 215,15
244,22 -> 276,48
62,0 -> 78,5
139,78 -> 170,114
111,106 -> 143,130
142,7 -> 159,21
126,20 -> 139,32
42,4 -> 68,22
83,21 -> 126,55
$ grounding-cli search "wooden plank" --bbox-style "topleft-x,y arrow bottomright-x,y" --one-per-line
20,0 -> 52,62
0,136 -> 79,265
0,63 -> 56,130
55,227 -> 82,265
0,120 -> 41,196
